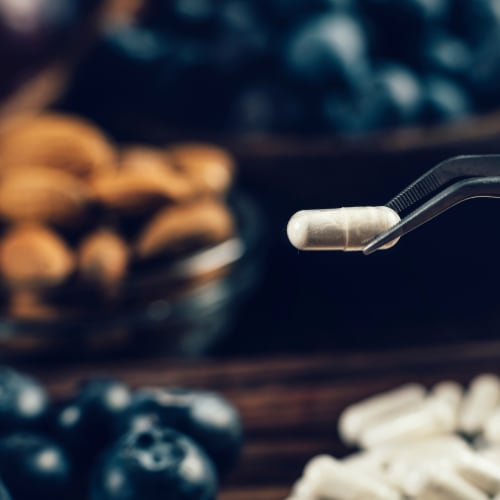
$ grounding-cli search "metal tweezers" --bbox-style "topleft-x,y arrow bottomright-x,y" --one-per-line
363,155 -> 500,255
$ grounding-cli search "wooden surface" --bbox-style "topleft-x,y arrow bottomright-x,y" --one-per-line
19,340 -> 500,500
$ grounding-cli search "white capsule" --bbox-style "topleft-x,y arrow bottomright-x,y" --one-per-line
483,407 -> 500,444
286,206 -> 400,251
288,476 -> 316,500
341,448 -> 392,473
381,436 -> 471,496
338,383 -> 426,445
455,449 -> 500,495
416,467 -> 488,500
432,381 -> 463,408
359,396 -> 456,449
459,374 -> 500,435
431,381 -> 463,431
478,446 -> 500,468
303,454 -> 401,500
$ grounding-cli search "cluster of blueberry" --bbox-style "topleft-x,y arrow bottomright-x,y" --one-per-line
0,367 -> 242,499
63,0 -> 500,135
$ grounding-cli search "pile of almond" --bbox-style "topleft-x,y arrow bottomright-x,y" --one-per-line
0,113 -> 236,321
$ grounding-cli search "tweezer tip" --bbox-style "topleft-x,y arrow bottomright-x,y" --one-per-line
362,241 -> 379,255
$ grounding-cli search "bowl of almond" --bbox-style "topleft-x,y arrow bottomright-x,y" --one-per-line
0,112 -> 262,360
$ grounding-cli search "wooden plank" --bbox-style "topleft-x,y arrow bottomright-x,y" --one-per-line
220,486 -> 289,500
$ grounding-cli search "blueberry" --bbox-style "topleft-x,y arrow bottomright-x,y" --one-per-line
324,63 -> 424,132
467,28 -> 500,106
0,482 -> 9,500
0,432 -> 71,499
368,63 -> 424,127
420,75 -> 471,124
283,13 -> 369,91
91,426 -> 217,500
51,378 -> 131,463
420,31 -> 472,80
119,388 -> 243,475
0,367 -> 48,433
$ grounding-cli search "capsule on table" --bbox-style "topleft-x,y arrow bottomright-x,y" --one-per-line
303,455 -> 401,500
455,449 -> 500,495
459,374 -> 500,435
483,408 -> 500,444
287,206 -> 401,251
338,383 -> 426,445
431,381 -> 463,431
379,436 -> 471,496
416,468 -> 489,500
287,476 -> 316,500
359,396 -> 456,448
478,446 -> 500,468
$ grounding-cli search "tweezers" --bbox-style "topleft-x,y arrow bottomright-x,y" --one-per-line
363,155 -> 500,255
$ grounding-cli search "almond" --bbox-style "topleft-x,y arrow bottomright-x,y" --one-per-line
0,113 -> 117,178
121,146 -> 177,175
8,291 -> 63,320
168,143 -> 234,195
0,224 -> 75,288
0,166 -> 92,225
78,229 -> 129,294
91,168 -> 194,213
136,198 -> 235,258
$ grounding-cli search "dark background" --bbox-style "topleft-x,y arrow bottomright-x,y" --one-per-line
213,143 -> 500,355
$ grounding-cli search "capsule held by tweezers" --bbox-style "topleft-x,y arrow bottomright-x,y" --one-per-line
287,206 -> 401,251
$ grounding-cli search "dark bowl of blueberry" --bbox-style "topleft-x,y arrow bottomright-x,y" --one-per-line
0,366 -> 243,500
58,0 -> 500,160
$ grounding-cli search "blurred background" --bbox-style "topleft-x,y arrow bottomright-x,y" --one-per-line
1,0 -> 500,361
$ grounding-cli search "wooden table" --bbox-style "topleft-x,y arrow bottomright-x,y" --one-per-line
20,340 -> 500,500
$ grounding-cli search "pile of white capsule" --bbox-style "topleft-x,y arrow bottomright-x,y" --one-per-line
287,374 -> 500,500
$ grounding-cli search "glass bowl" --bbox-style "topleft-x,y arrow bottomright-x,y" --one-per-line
0,191 -> 264,361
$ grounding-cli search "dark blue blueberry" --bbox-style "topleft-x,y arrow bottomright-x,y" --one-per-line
0,367 -> 48,433
283,13 -> 369,91
0,482 -> 9,500
51,378 -> 131,464
0,432 -> 71,500
103,26 -> 173,66
420,75 -> 471,124
368,63 -> 424,127
119,388 -> 243,475
420,31 -> 472,80
324,63 -> 424,132
467,28 -> 500,106
91,426 -> 217,500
